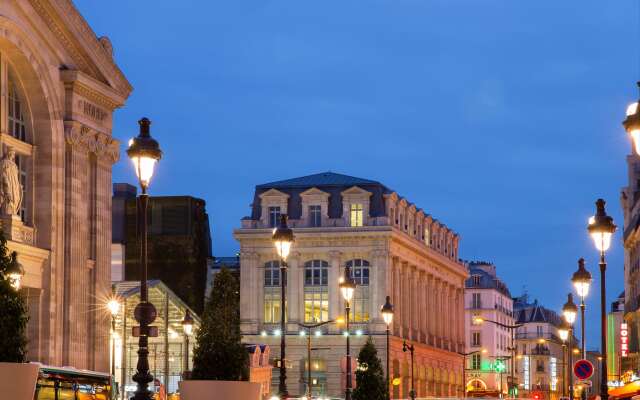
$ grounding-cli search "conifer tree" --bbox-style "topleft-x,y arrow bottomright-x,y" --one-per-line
0,232 -> 28,362
190,267 -> 249,380
353,337 -> 388,400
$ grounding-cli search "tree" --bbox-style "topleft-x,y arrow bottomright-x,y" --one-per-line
0,232 -> 28,362
353,337 -> 387,400
190,267 -> 249,380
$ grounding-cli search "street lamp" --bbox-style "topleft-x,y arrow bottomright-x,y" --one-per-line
272,214 -> 294,399
558,321 -> 570,398
107,292 -> 121,379
572,258 -> 591,359
127,117 -> 162,400
563,293 -> 578,400
587,198 -> 616,400
340,263 -> 356,400
403,341 -> 416,400
298,319 -> 334,398
623,83 -> 640,155
5,251 -> 24,290
182,310 -> 194,377
381,296 -> 394,400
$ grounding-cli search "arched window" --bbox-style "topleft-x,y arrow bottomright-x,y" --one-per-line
304,260 -> 329,322
264,260 -> 285,323
347,259 -> 369,322
6,71 -> 30,222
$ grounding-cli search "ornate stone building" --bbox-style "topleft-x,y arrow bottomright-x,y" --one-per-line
1,0 -> 130,371
234,172 -> 467,399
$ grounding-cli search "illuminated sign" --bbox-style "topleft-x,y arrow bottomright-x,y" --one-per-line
550,357 -> 557,391
524,356 -> 530,390
621,323 -> 629,358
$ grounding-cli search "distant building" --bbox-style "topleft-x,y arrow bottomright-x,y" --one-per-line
205,255 -> 240,299
514,294 -> 572,400
464,261 -> 515,396
112,184 -> 213,314
235,172 -> 467,399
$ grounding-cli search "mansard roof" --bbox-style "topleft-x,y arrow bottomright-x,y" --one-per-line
465,263 -> 512,297
257,172 -> 384,189
514,297 -> 563,327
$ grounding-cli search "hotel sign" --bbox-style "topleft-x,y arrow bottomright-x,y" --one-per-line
621,323 -> 629,357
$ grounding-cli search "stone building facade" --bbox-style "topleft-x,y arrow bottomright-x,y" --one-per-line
1,0 -> 131,371
464,261 -> 515,395
234,172 -> 467,399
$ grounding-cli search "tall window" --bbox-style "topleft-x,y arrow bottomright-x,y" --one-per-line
471,331 -> 481,347
471,275 -> 481,287
264,261 -> 285,323
471,293 -> 481,308
268,206 -> 281,228
350,203 -> 363,227
304,260 -> 329,322
348,259 -> 370,322
536,326 -> 543,337
7,73 -> 29,222
471,354 -> 481,370
309,205 -> 321,227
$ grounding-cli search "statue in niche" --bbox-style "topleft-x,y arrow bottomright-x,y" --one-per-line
0,148 -> 22,217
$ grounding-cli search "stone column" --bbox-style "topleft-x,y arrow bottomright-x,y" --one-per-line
392,257 -> 400,336
62,122 -> 89,369
400,261 -> 408,337
287,252 -> 300,328
329,251 -> 341,323
417,272 -> 424,343
240,251 -> 258,331
93,145 -> 118,372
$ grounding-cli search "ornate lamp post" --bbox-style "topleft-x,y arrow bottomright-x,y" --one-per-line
563,294 -> 578,400
558,321 -> 570,398
403,341 -> 416,400
182,310 -> 194,377
272,215 -> 294,399
5,251 -> 24,290
127,118 -> 162,400
381,296 -> 394,400
340,263 -> 356,400
107,293 -> 121,379
587,199 -> 616,400
571,258 -> 591,360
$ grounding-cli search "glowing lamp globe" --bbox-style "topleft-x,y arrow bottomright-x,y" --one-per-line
571,258 -> 592,298
587,199 -> 616,253
272,215 -> 294,261
381,295 -> 394,326
562,293 -> 577,325
126,118 -> 162,192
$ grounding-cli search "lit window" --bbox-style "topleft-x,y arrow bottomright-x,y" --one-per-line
304,260 -> 329,322
268,206 -> 281,228
347,259 -> 370,322
7,73 -> 29,222
350,203 -> 363,227
424,227 -> 430,246
264,260 -> 286,323
309,205 -> 321,227
471,353 -> 481,370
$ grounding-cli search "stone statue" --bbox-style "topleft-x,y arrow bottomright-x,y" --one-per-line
0,148 -> 22,217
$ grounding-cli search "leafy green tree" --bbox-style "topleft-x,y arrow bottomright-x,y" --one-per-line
353,337 -> 387,400
0,233 -> 28,362
191,267 -> 248,380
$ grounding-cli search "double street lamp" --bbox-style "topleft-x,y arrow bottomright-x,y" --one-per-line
272,215 -> 294,399
563,293 -> 578,400
127,118 -> 162,400
381,296 -> 394,400
402,341 -> 416,400
339,263 -> 356,400
587,199 -> 616,400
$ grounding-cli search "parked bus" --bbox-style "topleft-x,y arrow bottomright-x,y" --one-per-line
33,364 -> 114,400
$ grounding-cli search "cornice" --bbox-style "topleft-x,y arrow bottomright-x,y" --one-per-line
60,69 -> 126,110
29,0 -> 132,99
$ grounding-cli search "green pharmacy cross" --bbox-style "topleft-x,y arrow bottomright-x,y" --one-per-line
494,360 -> 506,373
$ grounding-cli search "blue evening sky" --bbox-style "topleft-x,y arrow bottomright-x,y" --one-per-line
76,0 -> 639,346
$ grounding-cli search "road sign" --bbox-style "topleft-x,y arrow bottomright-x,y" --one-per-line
574,359 -> 594,380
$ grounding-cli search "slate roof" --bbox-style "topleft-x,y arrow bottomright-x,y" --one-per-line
465,263 -> 512,297
256,172 -> 385,189
513,296 -> 563,327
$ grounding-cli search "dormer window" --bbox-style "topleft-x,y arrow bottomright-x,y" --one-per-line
309,205 -> 321,227
472,275 -> 481,286
268,206 -> 281,227
350,203 -> 363,227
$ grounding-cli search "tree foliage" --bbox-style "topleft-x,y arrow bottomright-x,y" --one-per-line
0,232 -> 28,362
353,337 -> 387,400
190,267 -> 249,380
